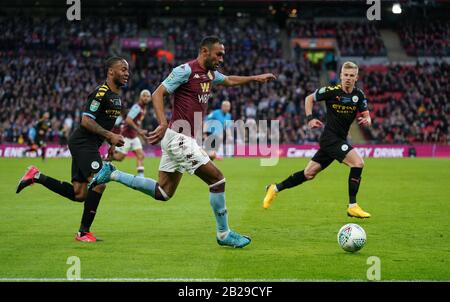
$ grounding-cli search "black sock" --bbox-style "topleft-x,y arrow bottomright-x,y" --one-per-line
349,167 -> 363,204
35,174 -> 78,201
79,190 -> 103,234
41,147 -> 47,160
276,170 -> 308,192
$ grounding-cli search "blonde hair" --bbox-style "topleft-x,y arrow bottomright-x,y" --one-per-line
140,89 -> 151,97
341,61 -> 359,73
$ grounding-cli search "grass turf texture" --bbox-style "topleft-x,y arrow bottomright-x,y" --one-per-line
1,157 -> 449,281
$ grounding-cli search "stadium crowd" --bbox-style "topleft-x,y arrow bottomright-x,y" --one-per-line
0,17 -> 448,146
360,62 -> 449,144
287,20 -> 387,57
398,21 -> 450,57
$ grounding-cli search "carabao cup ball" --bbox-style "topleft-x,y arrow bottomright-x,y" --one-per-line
337,223 -> 366,252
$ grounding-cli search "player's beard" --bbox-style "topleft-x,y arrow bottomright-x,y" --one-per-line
114,76 -> 125,88
204,58 -> 216,71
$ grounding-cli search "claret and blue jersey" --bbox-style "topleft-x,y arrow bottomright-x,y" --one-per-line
162,59 -> 226,137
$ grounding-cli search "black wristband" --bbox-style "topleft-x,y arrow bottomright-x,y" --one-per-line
306,115 -> 314,122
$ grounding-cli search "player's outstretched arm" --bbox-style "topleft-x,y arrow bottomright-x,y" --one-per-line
81,115 -> 125,146
147,84 -> 169,145
305,93 -> 324,129
222,73 -> 276,87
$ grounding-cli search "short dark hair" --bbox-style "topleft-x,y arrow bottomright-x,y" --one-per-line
105,56 -> 125,74
199,36 -> 222,51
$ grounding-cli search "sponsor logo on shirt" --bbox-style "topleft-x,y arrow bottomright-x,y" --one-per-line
198,93 -> 211,104
200,82 -> 210,93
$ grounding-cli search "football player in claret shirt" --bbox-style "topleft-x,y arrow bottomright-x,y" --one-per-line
90,36 -> 276,248
16,57 -> 128,242
111,89 -> 152,177
263,61 -> 372,219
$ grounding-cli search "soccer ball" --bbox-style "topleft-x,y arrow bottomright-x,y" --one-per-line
337,223 -> 366,252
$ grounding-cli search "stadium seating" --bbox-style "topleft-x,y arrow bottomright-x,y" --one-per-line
288,21 -> 387,57
398,21 -> 450,57
360,62 -> 449,144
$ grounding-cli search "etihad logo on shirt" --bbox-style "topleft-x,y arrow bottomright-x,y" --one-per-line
105,109 -> 122,118
332,104 -> 357,114
200,82 -> 210,93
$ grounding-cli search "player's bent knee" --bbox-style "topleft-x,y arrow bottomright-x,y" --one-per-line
74,192 -> 86,202
209,178 -> 226,193
137,152 -> 144,161
352,160 -> 364,168
304,168 -> 318,180
92,183 -> 106,193
304,173 -> 315,180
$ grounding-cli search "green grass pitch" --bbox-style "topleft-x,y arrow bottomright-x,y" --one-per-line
1,157 -> 449,281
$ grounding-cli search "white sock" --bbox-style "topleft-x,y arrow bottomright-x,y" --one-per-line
137,166 -> 144,176
273,185 -> 279,192
348,203 -> 357,208
217,230 -> 230,240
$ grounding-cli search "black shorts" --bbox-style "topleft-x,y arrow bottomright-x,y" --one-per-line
35,135 -> 46,147
311,137 -> 353,170
69,145 -> 102,183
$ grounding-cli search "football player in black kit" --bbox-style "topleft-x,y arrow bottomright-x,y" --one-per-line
22,111 -> 51,161
263,61 -> 372,218
16,57 -> 128,242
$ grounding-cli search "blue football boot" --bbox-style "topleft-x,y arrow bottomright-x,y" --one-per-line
88,161 -> 116,189
217,230 -> 251,248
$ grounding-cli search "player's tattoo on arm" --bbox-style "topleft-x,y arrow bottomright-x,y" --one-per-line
81,115 -> 112,140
